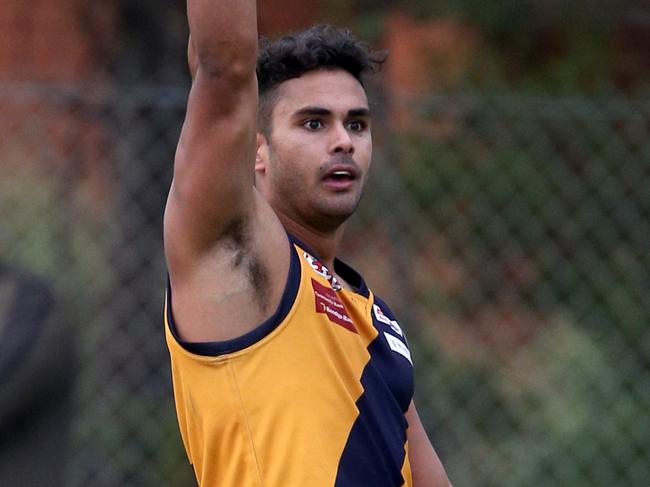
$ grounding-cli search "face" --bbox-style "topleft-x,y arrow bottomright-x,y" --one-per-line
255,69 -> 372,233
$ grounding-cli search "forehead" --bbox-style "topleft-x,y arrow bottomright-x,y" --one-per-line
273,69 -> 369,117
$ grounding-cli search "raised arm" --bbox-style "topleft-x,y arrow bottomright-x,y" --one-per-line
164,1 -> 291,344
165,0 -> 259,263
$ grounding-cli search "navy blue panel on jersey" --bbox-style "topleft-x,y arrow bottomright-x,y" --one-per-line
334,334 -> 410,487
371,296 -> 414,412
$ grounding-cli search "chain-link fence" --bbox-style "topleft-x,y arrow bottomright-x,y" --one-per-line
1,81 -> 648,486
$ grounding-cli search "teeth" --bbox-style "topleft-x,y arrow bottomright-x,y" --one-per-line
333,171 -> 351,176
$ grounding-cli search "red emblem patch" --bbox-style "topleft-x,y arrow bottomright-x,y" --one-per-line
311,279 -> 357,333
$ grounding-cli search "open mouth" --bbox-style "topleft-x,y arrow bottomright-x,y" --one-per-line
325,170 -> 355,182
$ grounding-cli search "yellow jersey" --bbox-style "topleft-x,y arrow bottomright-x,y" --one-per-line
165,235 -> 415,486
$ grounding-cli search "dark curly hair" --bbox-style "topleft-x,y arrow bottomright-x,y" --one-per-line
256,24 -> 386,136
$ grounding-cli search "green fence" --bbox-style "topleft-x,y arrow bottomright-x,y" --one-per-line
1,82 -> 648,486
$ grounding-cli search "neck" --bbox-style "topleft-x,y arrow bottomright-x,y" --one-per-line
278,214 -> 345,271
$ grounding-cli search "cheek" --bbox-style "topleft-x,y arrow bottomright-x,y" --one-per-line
269,145 -> 306,186
358,139 -> 373,170
290,137 -> 319,159
278,138 -> 316,168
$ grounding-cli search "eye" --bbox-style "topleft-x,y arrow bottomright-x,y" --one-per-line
303,119 -> 324,131
346,120 -> 367,132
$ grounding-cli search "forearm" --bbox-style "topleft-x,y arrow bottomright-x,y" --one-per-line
187,0 -> 257,76
167,1 -> 259,251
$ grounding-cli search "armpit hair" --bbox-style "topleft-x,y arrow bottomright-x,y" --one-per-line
221,217 -> 271,311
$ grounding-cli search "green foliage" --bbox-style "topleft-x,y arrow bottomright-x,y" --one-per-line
337,0 -> 644,93
399,95 -> 649,335
0,163 -> 111,301
414,316 -> 650,486
395,94 -> 649,483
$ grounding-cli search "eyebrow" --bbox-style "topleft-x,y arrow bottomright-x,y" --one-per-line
293,106 -> 371,118
348,108 -> 371,118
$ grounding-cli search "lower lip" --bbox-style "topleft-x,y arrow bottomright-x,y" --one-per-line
322,177 -> 356,190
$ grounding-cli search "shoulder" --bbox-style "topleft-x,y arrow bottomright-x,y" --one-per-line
166,191 -> 292,344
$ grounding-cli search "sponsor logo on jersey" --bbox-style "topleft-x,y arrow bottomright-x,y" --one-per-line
311,279 -> 357,333
384,333 -> 413,365
373,304 -> 403,337
304,252 -> 342,291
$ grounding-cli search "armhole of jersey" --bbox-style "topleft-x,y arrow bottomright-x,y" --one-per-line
166,237 -> 301,356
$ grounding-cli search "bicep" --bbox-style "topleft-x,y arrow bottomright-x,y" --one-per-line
166,69 -> 258,259
406,401 -> 453,487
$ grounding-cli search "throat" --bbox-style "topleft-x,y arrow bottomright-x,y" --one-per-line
278,216 -> 344,271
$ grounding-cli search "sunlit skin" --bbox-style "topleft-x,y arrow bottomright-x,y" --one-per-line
255,69 -> 372,257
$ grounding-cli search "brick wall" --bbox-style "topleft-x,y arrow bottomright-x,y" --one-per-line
0,0 -> 115,82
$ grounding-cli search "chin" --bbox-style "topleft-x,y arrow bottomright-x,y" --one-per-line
302,191 -> 363,229
316,202 -> 358,225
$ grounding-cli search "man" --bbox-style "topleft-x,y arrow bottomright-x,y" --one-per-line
164,1 -> 453,485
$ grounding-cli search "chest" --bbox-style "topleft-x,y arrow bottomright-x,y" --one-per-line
300,277 -> 414,412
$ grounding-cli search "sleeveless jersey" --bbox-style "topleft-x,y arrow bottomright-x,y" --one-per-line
165,235 -> 415,486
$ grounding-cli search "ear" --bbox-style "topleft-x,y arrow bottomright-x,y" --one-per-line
255,133 -> 269,174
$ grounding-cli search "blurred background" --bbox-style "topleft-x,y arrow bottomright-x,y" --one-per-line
1,0 -> 649,486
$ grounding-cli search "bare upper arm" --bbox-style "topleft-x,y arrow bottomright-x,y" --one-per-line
168,1 -> 259,261
163,2 -> 289,344
406,401 -> 454,487
165,35 -> 260,272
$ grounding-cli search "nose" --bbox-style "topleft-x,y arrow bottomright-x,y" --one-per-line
330,123 -> 354,155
